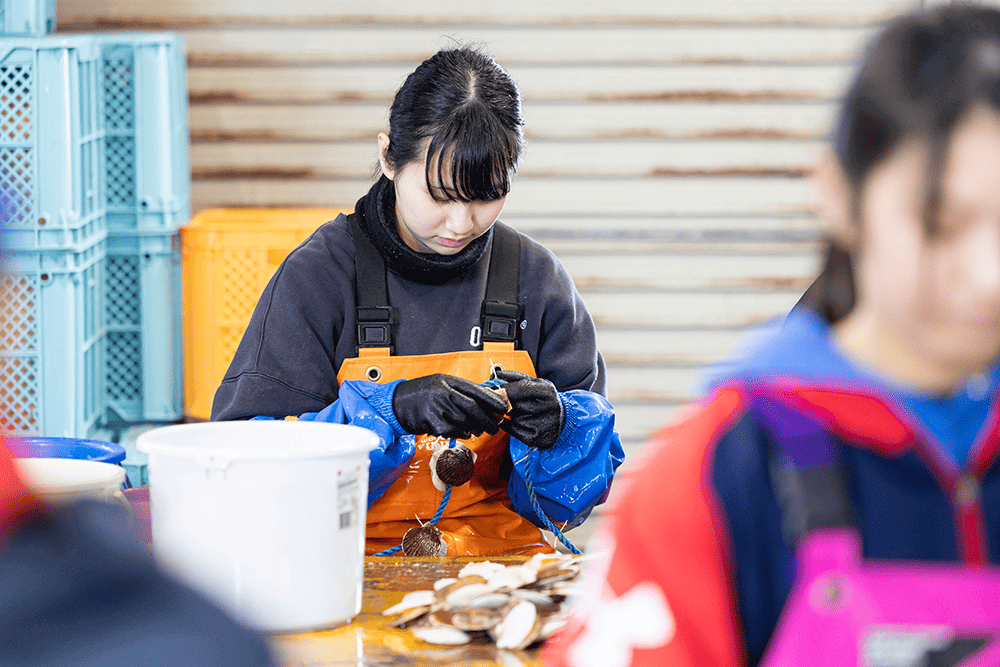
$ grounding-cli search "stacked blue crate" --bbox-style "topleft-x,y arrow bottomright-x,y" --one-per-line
100,33 -> 188,424
0,36 -> 107,437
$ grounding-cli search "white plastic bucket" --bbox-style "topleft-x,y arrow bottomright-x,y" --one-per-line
137,420 -> 379,633
14,458 -> 127,505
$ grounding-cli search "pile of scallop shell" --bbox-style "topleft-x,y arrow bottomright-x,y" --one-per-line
382,552 -> 582,649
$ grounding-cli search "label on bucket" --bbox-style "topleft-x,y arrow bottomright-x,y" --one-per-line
338,474 -> 360,530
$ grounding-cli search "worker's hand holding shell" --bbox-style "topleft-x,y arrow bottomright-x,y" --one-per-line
493,371 -> 565,450
392,374 -> 509,439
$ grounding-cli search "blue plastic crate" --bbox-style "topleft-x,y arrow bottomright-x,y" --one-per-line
0,0 -> 55,37
104,229 -> 183,422
0,36 -> 106,251
0,235 -> 107,437
99,33 -> 189,232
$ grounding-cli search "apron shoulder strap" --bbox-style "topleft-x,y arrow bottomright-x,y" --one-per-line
481,223 -> 523,348
350,213 -> 393,353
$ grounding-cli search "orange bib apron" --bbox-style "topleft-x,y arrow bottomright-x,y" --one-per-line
337,343 -> 552,556
343,216 -> 553,556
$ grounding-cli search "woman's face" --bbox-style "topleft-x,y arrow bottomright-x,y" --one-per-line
843,106 -> 1000,388
378,135 -> 507,256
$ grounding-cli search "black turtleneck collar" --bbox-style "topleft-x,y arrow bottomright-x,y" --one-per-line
353,175 -> 492,285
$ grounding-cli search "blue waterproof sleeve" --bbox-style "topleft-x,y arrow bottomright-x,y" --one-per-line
506,390 -> 624,530
254,380 -> 415,507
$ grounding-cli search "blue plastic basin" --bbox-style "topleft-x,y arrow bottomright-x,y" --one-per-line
11,436 -> 127,465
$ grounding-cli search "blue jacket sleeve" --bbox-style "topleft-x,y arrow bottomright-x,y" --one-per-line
254,379 -> 415,507
506,389 -> 624,530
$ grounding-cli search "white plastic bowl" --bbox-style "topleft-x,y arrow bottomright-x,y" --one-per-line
15,458 -> 126,504
137,420 -> 379,633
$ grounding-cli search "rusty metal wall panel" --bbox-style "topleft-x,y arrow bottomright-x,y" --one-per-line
190,176 -> 815,214
188,101 -> 840,142
177,26 -> 870,66
187,63 -> 853,103
59,0 -> 915,28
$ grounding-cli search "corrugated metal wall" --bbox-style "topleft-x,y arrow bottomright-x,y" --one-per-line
60,0 -> 931,535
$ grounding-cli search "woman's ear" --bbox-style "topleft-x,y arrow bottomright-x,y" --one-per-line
812,152 -> 857,250
377,133 -> 395,180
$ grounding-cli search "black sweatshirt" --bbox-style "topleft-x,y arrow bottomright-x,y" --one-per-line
212,214 -> 606,421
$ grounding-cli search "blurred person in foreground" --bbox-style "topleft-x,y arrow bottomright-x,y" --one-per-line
0,435 -> 274,666
545,5 -> 1000,666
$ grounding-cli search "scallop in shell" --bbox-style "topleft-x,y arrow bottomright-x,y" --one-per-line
492,600 -> 543,650
430,443 -> 477,491
401,524 -> 448,557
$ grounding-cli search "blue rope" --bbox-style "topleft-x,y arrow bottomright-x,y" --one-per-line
430,485 -> 452,524
375,376 -> 581,556
488,375 -> 580,554
372,441 -> 456,557
523,447 -> 581,555
373,543 -> 403,556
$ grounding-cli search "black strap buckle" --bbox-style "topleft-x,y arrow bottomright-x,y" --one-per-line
481,300 -> 522,344
356,306 -> 394,351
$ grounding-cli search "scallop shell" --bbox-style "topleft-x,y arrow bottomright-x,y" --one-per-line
390,605 -> 432,628
445,582 -> 493,607
435,575 -> 488,601
493,600 -> 542,650
465,592 -> 511,609
430,444 -> 477,491
382,589 -> 436,616
453,607 -> 505,632
487,565 -> 537,591
433,577 -> 458,591
510,589 -> 554,605
411,626 -> 472,646
401,524 -> 448,557
533,563 -> 579,586
458,560 -> 506,580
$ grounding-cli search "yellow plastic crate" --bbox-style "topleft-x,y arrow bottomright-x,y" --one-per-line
181,209 -> 348,420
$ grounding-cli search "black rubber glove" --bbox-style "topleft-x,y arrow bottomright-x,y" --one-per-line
392,374 -> 509,439
494,370 -> 565,450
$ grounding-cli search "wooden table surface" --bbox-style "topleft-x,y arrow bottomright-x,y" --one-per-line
270,556 -> 544,667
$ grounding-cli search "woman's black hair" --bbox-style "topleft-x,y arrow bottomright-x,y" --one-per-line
382,47 -> 524,203
800,3 -> 1000,322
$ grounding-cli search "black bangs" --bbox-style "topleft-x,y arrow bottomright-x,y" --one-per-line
423,103 -> 520,203
382,48 -> 524,202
